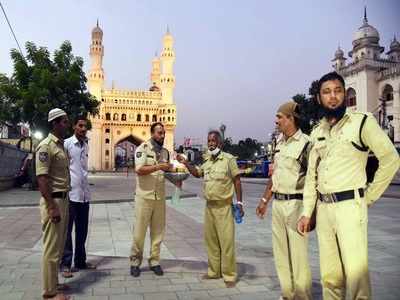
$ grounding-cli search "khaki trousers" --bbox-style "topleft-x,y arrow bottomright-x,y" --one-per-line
204,200 -> 237,282
272,199 -> 312,300
130,197 -> 166,267
40,196 -> 69,297
316,194 -> 371,300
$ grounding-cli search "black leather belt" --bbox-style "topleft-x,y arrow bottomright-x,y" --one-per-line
273,192 -> 303,200
318,188 -> 364,203
52,192 -> 68,199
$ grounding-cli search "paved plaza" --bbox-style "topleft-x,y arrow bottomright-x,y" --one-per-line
0,173 -> 399,299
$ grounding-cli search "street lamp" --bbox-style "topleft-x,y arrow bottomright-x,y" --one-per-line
33,131 -> 43,140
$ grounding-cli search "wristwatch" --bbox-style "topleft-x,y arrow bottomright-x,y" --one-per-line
261,197 -> 268,203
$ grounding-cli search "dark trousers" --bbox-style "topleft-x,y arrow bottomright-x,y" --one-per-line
61,201 -> 90,268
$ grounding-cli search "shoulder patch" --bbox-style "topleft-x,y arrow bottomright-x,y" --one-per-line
136,152 -> 142,158
39,152 -> 49,162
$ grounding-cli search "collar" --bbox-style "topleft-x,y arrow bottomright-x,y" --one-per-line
72,134 -> 88,145
285,129 -> 302,142
320,108 -> 351,129
149,138 -> 163,152
49,133 -> 61,145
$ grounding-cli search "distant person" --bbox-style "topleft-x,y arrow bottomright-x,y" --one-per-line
178,130 -> 244,288
36,108 -> 71,300
60,115 -> 96,278
129,122 -> 173,277
256,101 -> 312,299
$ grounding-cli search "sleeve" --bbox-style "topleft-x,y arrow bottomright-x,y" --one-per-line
228,157 -> 241,179
302,141 -> 319,218
134,145 -> 148,171
362,115 -> 400,205
196,164 -> 204,177
36,144 -> 51,176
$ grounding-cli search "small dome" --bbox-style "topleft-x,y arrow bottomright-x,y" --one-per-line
334,46 -> 344,58
390,35 -> 400,50
92,20 -> 103,38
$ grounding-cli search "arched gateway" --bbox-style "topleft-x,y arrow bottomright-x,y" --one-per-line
86,22 -> 177,171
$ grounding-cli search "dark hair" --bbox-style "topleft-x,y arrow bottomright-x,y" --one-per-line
208,130 -> 222,142
317,72 -> 345,95
73,114 -> 88,125
150,122 -> 164,133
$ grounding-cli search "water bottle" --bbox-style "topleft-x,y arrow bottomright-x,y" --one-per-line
232,203 -> 243,224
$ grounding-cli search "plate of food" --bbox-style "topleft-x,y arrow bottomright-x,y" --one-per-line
164,159 -> 190,184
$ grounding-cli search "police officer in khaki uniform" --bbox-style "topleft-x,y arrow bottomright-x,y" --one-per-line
36,108 -> 71,300
178,130 -> 243,288
130,122 -> 172,277
256,101 -> 312,300
297,72 -> 400,300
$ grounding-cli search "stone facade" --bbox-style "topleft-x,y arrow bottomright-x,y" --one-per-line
87,22 -> 177,171
332,8 -> 400,146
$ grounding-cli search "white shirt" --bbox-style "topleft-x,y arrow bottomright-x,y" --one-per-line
64,135 -> 91,203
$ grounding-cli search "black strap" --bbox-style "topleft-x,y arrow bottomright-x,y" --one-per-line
351,114 -> 369,152
296,141 -> 310,173
273,192 -> 303,200
318,188 -> 364,202
359,114 -> 369,150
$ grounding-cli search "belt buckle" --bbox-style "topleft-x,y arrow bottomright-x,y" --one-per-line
323,193 -> 337,203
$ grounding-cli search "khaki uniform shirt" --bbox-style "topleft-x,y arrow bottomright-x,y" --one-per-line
198,151 -> 241,202
135,140 -> 169,201
272,129 -> 311,194
35,133 -> 70,192
302,110 -> 400,217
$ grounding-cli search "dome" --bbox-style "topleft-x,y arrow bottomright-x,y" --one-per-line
390,35 -> 400,50
352,9 -> 380,46
334,46 -> 344,58
92,20 -> 103,38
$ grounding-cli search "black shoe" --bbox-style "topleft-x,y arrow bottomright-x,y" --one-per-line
130,266 -> 141,277
150,265 -> 164,276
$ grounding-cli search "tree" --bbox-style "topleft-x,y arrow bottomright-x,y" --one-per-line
292,80 -> 322,135
0,41 -> 99,134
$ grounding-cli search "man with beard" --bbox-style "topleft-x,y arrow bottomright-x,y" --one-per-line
297,72 -> 400,300
60,115 -> 96,278
129,122 -> 172,277
36,108 -> 71,300
178,130 -> 243,288
256,101 -> 312,300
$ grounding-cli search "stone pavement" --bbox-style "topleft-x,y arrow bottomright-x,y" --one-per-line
0,178 -> 399,299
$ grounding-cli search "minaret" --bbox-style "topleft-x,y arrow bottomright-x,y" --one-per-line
87,20 -> 105,171
88,20 -> 105,99
332,46 -> 346,70
160,27 -> 175,104
387,35 -> 400,62
150,52 -> 161,90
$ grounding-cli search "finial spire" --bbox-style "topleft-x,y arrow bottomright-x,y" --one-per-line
166,25 -> 170,34
155,51 -> 158,57
97,18 -> 99,27
363,6 -> 368,23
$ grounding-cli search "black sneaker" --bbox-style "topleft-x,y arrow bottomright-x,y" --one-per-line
150,265 -> 164,276
130,266 -> 141,277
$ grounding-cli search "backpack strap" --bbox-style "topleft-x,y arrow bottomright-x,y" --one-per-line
351,114 -> 369,152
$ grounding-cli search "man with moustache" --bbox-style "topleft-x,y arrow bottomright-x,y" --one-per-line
129,122 -> 172,277
178,130 -> 243,288
256,101 -> 312,300
60,115 -> 96,278
36,108 -> 71,300
297,72 -> 400,300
